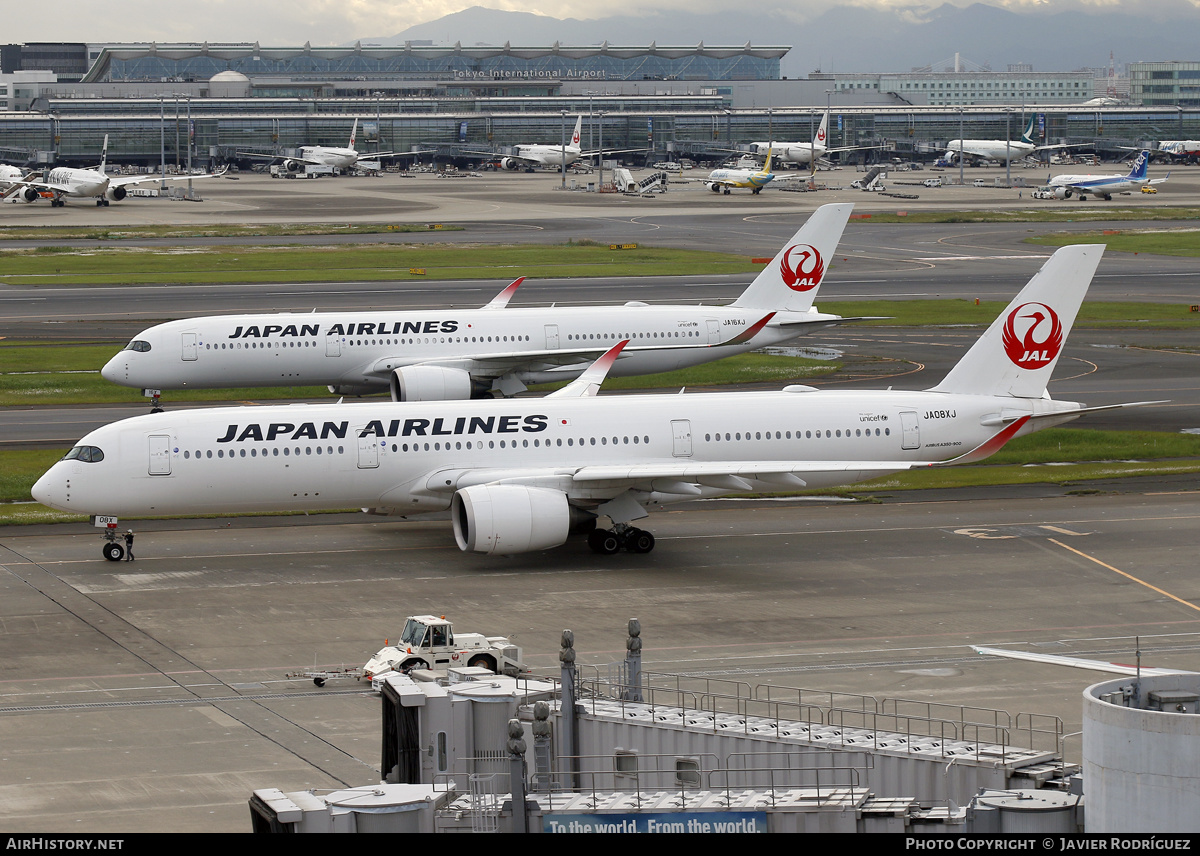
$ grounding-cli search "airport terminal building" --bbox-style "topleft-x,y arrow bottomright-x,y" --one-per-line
1,41 -> 1198,168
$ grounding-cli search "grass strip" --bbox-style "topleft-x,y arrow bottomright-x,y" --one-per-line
0,243 -> 761,286
1026,228 -> 1200,257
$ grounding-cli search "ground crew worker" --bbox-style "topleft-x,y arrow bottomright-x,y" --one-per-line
124,530 -> 135,562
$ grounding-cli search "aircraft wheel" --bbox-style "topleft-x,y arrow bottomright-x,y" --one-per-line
723,188 -> 731,195
400,658 -> 424,673
752,187 -> 761,195
625,529 -> 655,554
313,677 -> 326,688
102,542 -> 124,561
588,528 -> 621,556
468,654 -> 497,672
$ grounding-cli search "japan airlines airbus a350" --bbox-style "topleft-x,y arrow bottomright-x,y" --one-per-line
102,203 -> 854,403
36,244 -> 1149,558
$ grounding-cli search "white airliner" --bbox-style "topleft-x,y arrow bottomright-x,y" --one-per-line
466,116 -> 641,171
941,115 -> 1084,166
240,119 -> 402,173
37,244 -> 1149,559
0,162 -> 25,189
6,137 -> 226,207
495,115 -> 584,170
102,203 -> 854,403
1044,151 -> 1168,201
747,113 -> 882,168
696,149 -> 777,194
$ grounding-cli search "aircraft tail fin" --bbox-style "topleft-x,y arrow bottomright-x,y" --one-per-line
1021,114 -> 1038,145
762,147 -> 774,174
1128,150 -> 1149,180
731,203 -> 853,313
349,118 -> 358,149
571,116 -> 582,148
98,134 -> 109,174
930,245 -> 1103,399
813,111 -> 829,152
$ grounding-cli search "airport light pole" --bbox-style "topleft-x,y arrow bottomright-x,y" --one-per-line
186,96 -> 194,200
560,109 -> 568,190
1005,107 -> 1012,189
159,96 -> 166,190
958,107 -> 965,186
597,111 -> 607,191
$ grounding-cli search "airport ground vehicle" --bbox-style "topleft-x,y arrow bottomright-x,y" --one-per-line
361,616 -> 524,686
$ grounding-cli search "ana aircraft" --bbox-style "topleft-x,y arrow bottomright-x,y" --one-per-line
240,119 -> 401,173
37,244 -> 1149,558
697,149 -> 777,194
5,137 -> 226,207
1045,151 -> 1168,200
102,203 -> 854,403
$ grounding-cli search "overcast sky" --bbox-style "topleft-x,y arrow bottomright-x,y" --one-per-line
7,0 -> 1187,47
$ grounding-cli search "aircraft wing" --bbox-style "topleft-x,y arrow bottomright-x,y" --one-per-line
362,314 -> 779,380
8,177 -> 75,194
972,646 -> 1195,677
411,458 -> 930,510
110,167 -> 229,188
236,151 -> 321,164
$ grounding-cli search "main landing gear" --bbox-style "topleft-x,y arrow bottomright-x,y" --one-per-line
587,524 -> 656,555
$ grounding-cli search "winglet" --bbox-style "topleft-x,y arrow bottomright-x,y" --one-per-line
719,312 -> 775,347
482,277 -> 525,309
545,340 -> 629,398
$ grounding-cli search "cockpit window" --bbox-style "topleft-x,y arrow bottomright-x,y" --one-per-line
123,340 -> 152,353
62,446 -> 104,463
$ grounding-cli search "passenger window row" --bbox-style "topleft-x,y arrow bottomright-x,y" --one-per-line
706,427 -> 891,442
388,435 -> 653,452
183,446 -> 346,459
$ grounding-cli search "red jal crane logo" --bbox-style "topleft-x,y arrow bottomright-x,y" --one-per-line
1002,302 -> 1063,369
780,244 -> 825,292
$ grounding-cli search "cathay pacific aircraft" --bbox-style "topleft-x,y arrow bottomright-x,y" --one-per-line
103,203 -> 854,404
37,245 -> 1152,559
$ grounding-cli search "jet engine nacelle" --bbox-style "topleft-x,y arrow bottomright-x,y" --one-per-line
451,485 -> 571,554
21,187 -> 40,202
390,365 -> 474,401
105,185 -> 127,202
499,158 -> 523,171
1053,187 -> 1071,200
284,159 -> 304,173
